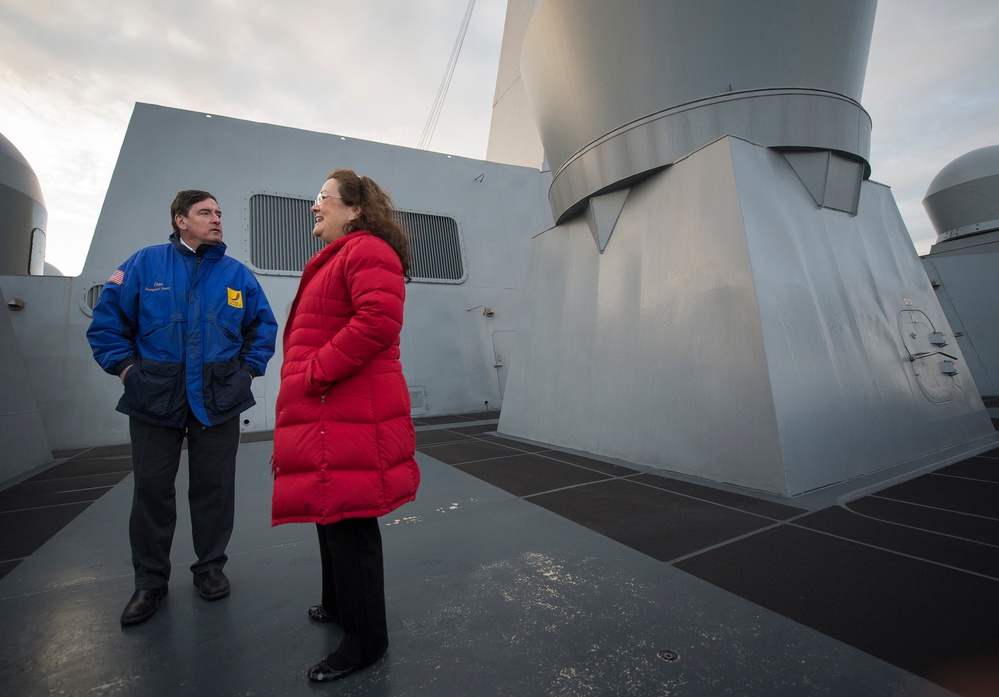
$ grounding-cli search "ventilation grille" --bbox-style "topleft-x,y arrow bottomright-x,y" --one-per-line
399,211 -> 465,282
248,194 -> 466,283
249,195 -> 322,273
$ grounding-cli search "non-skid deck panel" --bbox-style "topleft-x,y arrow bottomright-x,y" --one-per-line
872,473 -> 999,518
0,502 -> 92,560
414,429 -> 475,447
432,424 -> 999,695
0,453 -> 137,579
23,456 -> 132,481
61,443 -> 132,458
795,505 -> 999,578
416,439 -> 533,465
845,496 -> 999,546
455,452 -> 614,497
0,479 -> 119,511
412,410 -> 496,426
528,478 -> 784,563
673,524 -> 999,684
0,428 -> 307,581
443,424 -> 501,437
0,449 -> 937,697
936,455 -> 999,482
538,450 -> 640,476
631,473 -> 805,520
489,436 -> 554,454
7,413 -> 999,694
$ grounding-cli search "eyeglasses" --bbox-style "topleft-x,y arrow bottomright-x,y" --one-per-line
315,192 -> 342,206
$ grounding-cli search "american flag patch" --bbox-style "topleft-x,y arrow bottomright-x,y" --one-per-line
107,269 -> 125,285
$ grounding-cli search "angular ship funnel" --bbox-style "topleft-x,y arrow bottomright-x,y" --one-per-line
521,0 -> 876,222
500,0 -> 995,496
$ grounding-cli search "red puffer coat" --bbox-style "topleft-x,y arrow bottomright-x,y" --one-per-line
271,230 -> 419,525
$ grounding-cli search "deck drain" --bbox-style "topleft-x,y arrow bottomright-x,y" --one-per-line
657,649 -> 679,662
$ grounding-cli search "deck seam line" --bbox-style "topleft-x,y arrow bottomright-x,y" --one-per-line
868,494 -> 999,522
842,502 -> 999,549
785,522 -> 999,583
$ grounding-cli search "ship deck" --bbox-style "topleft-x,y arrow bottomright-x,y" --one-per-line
1,412 -> 998,696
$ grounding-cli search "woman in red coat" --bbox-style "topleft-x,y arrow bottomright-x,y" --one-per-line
271,169 -> 420,682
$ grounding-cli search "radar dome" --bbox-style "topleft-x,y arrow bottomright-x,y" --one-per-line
0,132 -> 47,274
923,145 -> 999,244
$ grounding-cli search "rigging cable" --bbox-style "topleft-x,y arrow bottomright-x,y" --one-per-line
418,0 -> 477,150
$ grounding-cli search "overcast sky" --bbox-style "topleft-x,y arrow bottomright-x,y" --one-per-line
1,0 -> 997,275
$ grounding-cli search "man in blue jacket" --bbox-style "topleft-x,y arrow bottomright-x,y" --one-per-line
88,189 -> 277,626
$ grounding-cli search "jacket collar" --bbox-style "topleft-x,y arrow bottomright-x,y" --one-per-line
304,229 -> 370,272
169,232 -> 226,260
323,229 -> 370,256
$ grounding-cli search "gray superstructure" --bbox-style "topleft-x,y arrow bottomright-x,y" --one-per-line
497,0 -> 994,496
0,105 -> 553,465
921,145 -> 999,413
1,0 -> 995,496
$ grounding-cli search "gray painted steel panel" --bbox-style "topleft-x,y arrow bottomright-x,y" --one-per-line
922,147 -> 999,407
545,91 -> 872,223
521,0 -> 876,221
922,234 -> 999,400
0,103 -> 553,454
485,0 -> 545,169
0,283 -> 53,477
500,137 -> 994,496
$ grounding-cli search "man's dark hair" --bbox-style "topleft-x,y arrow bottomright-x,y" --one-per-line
170,190 -> 217,235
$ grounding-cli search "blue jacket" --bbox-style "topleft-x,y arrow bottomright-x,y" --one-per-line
87,234 -> 277,428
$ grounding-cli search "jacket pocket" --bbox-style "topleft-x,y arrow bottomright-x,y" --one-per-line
207,357 -> 252,415
123,358 -> 185,419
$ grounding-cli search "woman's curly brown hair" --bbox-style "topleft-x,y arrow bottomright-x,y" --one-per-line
329,168 -> 412,281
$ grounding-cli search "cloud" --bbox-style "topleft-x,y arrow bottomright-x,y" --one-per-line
865,0 -> 999,252
0,0 -> 506,274
1,0 -> 996,273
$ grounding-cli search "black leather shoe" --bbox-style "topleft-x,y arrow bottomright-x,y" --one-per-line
193,569 -> 230,600
120,587 -> 168,626
306,659 -> 357,682
307,646 -> 386,682
308,605 -> 339,624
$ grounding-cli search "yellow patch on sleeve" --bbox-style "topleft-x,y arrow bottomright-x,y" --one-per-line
227,287 -> 243,308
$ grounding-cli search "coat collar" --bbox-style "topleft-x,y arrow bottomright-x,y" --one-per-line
284,230 -> 372,344
303,229 -> 370,274
169,232 -> 226,260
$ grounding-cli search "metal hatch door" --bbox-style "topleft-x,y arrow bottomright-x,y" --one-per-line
898,309 -> 959,404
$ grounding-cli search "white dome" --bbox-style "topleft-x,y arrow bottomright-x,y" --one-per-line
0,131 -> 45,205
923,145 -> 999,242
0,131 -> 48,275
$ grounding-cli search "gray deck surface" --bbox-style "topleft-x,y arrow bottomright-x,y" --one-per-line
1,413 -> 997,696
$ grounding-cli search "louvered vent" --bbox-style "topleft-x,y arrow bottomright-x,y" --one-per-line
248,195 -> 322,273
397,211 -> 466,283
248,194 -> 466,283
